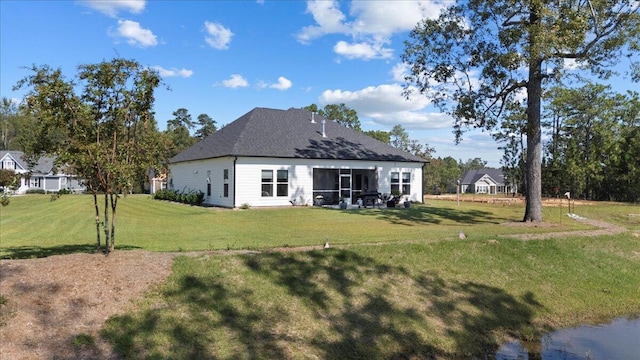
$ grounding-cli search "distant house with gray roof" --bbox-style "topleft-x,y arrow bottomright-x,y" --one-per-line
460,168 -> 515,195
0,150 -> 85,194
169,107 -> 427,208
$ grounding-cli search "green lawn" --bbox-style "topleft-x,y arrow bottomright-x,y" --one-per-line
2,194 -> 639,358
0,194 -> 598,258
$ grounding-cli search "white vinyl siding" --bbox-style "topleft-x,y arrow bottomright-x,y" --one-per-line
170,156 -> 423,208
169,157 -> 235,208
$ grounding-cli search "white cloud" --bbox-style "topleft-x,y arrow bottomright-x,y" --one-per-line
257,77 -> 293,90
78,0 -> 146,17
204,21 -> 233,50
297,0 -> 451,60
297,0 -> 349,44
319,83 -> 453,129
390,63 -> 410,82
270,77 -> 292,90
115,19 -> 157,47
221,74 -> 248,88
563,58 -> 586,71
348,1 -> 449,36
334,40 -> 393,60
153,66 -> 193,78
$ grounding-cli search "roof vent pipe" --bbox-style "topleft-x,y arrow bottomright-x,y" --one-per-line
311,112 -> 316,123
322,119 -> 326,138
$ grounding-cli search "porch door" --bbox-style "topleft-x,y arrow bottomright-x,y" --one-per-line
340,169 -> 351,204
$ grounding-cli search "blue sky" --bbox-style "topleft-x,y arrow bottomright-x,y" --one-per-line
1,1 -> 637,167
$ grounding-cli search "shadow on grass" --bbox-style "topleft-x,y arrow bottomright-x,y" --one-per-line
349,204 -> 501,226
102,249 -> 543,359
0,244 -> 142,259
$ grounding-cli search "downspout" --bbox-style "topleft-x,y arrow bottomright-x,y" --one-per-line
232,156 -> 237,208
421,161 -> 427,204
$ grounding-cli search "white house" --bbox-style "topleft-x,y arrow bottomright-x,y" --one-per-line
0,150 -> 85,194
460,168 -> 515,195
169,107 -> 427,208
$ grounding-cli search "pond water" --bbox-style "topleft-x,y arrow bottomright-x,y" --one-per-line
495,316 -> 640,359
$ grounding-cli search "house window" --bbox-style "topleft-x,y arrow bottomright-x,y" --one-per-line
223,169 -> 229,198
390,172 -> 400,195
402,172 -> 411,195
2,159 -> 14,170
261,170 -> 273,196
277,170 -> 288,197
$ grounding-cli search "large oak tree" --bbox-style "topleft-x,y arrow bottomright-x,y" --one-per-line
402,0 -> 639,221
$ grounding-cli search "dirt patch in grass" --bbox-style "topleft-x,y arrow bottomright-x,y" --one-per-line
502,217 -> 627,240
500,221 -> 561,228
0,251 -> 177,360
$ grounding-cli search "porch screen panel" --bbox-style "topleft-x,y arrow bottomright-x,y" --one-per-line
313,169 -> 339,204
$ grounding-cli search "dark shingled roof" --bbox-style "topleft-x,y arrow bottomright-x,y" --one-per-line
461,168 -> 506,185
171,107 -> 427,164
0,150 -> 55,175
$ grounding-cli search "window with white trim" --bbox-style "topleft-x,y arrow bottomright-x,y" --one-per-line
261,170 -> 273,196
402,172 -> 411,195
277,170 -> 288,197
391,172 -> 400,195
2,158 -> 14,170
223,169 -> 229,197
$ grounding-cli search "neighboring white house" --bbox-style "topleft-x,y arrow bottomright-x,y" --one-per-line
169,107 -> 427,208
460,168 -> 515,195
0,150 -> 85,194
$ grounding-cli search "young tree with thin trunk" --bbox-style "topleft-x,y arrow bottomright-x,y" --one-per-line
15,58 -> 163,253
402,0 -> 639,222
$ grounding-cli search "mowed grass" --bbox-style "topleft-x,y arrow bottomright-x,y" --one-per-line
2,194 -> 639,358
0,194 -> 596,258
101,234 -> 640,359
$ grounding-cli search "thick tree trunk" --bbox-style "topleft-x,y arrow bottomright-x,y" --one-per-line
523,4 -> 543,222
523,71 -> 543,222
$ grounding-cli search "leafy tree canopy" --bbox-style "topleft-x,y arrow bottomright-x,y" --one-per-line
402,0 -> 639,221
304,103 -> 362,131
15,58 -> 163,253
